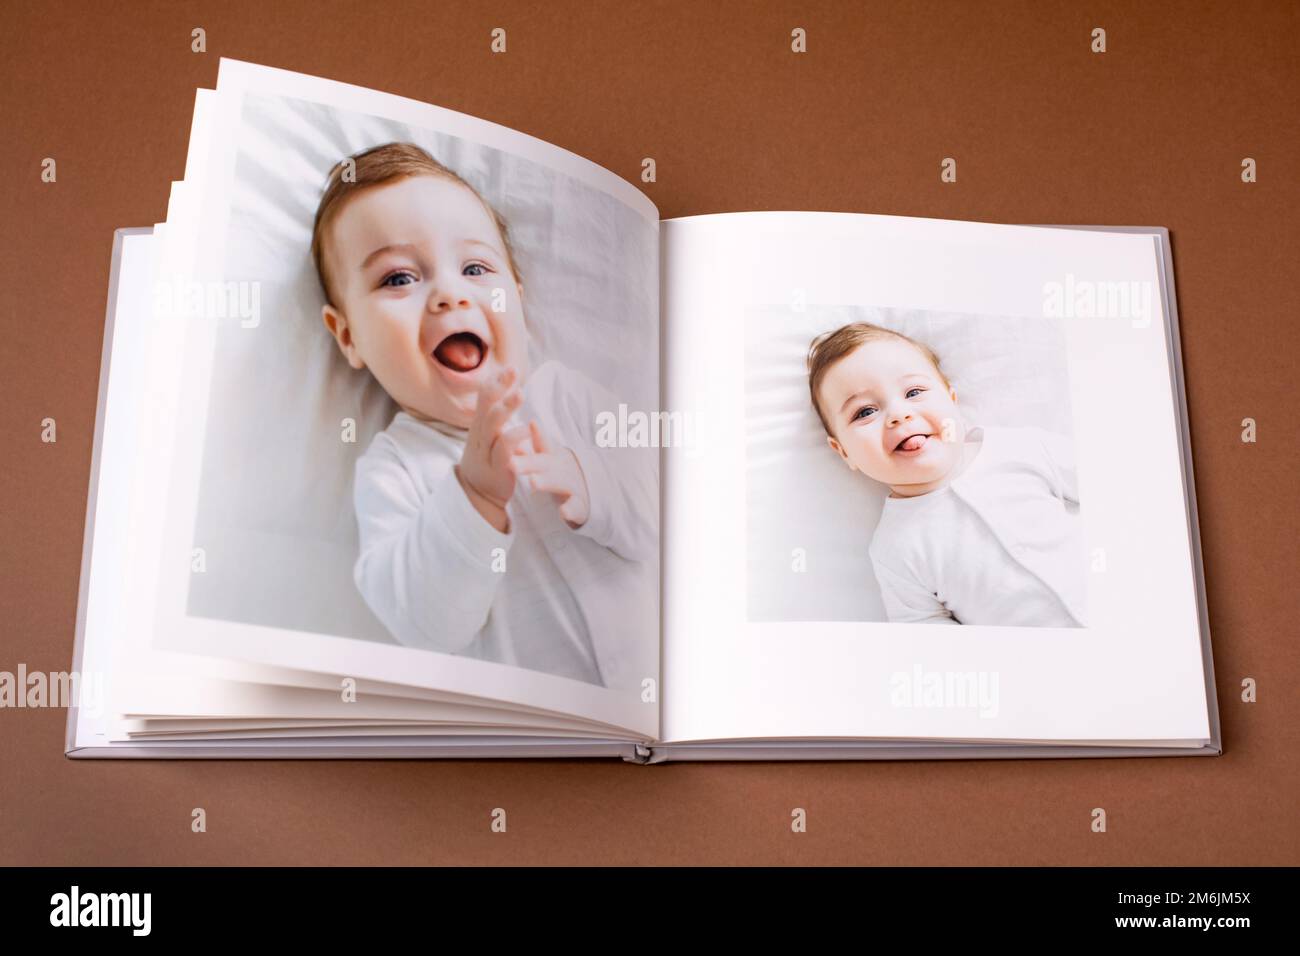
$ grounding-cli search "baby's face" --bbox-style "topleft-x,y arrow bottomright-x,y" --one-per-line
818,337 -> 965,495
321,175 -> 528,428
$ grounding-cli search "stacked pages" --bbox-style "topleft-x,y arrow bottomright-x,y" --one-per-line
67,59 -> 1220,761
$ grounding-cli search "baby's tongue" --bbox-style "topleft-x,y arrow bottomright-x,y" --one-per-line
900,435 -> 926,452
435,333 -> 483,372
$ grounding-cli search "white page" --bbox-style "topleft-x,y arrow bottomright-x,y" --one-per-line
661,212 -> 1211,745
113,673 -> 635,735
70,229 -> 158,752
143,61 -> 660,740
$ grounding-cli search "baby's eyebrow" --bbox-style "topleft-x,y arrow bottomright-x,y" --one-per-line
839,389 -> 874,414
359,242 -> 419,271
359,238 -> 503,272
463,237 -> 507,260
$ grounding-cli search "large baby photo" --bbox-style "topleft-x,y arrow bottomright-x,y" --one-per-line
183,92 -> 659,690
745,305 -> 1087,627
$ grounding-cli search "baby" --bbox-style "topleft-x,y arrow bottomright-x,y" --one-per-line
807,322 -> 1086,627
311,142 -> 657,687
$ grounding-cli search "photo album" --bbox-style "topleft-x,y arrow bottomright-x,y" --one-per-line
67,59 -> 1220,762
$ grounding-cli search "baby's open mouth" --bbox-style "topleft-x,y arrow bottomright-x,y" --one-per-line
433,332 -> 487,372
893,433 -> 931,453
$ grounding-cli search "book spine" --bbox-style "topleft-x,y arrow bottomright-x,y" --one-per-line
622,743 -> 653,764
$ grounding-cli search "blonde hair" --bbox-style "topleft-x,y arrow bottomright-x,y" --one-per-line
310,141 -> 523,308
807,322 -> 950,436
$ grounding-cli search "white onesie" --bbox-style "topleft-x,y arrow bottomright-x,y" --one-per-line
868,425 -> 1087,627
351,360 -> 658,688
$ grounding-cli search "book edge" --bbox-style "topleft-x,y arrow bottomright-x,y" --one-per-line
65,227 -> 154,757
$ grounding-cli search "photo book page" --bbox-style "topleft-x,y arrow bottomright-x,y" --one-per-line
660,212 -> 1214,749
114,60 -> 663,742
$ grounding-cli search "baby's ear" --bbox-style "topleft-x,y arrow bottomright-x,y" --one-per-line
322,304 -> 366,370
826,435 -> 853,469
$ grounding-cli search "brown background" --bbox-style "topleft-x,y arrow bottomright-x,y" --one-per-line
2,0 -> 1296,865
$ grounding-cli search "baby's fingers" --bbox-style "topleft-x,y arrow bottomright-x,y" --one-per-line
514,457 -> 573,495
497,423 -> 535,458
479,388 -> 522,443
508,452 -> 548,477
471,367 -> 517,422
529,419 -> 551,454
557,495 -> 586,526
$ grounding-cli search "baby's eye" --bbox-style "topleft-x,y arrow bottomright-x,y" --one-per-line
851,405 -> 876,422
380,270 -> 417,288
463,262 -> 490,277
906,387 -> 926,399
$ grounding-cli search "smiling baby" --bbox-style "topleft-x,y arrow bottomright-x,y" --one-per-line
311,142 -> 656,686
807,322 -> 1087,627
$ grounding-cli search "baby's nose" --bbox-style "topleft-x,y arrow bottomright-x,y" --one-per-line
428,283 -> 471,312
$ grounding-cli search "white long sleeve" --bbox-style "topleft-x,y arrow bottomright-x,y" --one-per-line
1036,426 -> 1080,504
352,426 -> 514,655
528,362 -> 659,564
868,425 -> 1087,628
347,359 -> 658,688
870,556 -> 960,625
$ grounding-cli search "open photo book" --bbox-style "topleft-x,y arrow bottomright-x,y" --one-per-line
67,59 -> 1220,762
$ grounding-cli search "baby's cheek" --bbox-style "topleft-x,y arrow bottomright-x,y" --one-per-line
859,448 -> 892,479
498,317 -> 531,368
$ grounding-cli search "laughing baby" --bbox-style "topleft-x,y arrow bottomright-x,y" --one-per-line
311,142 -> 656,686
807,322 -> 1087,627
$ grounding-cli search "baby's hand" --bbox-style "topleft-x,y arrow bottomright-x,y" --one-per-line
455,368 -> 532,531
510,421 -> 591,529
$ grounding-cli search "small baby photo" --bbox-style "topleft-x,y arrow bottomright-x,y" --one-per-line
744,304 -> 1088,627
183,92 -> 659,690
